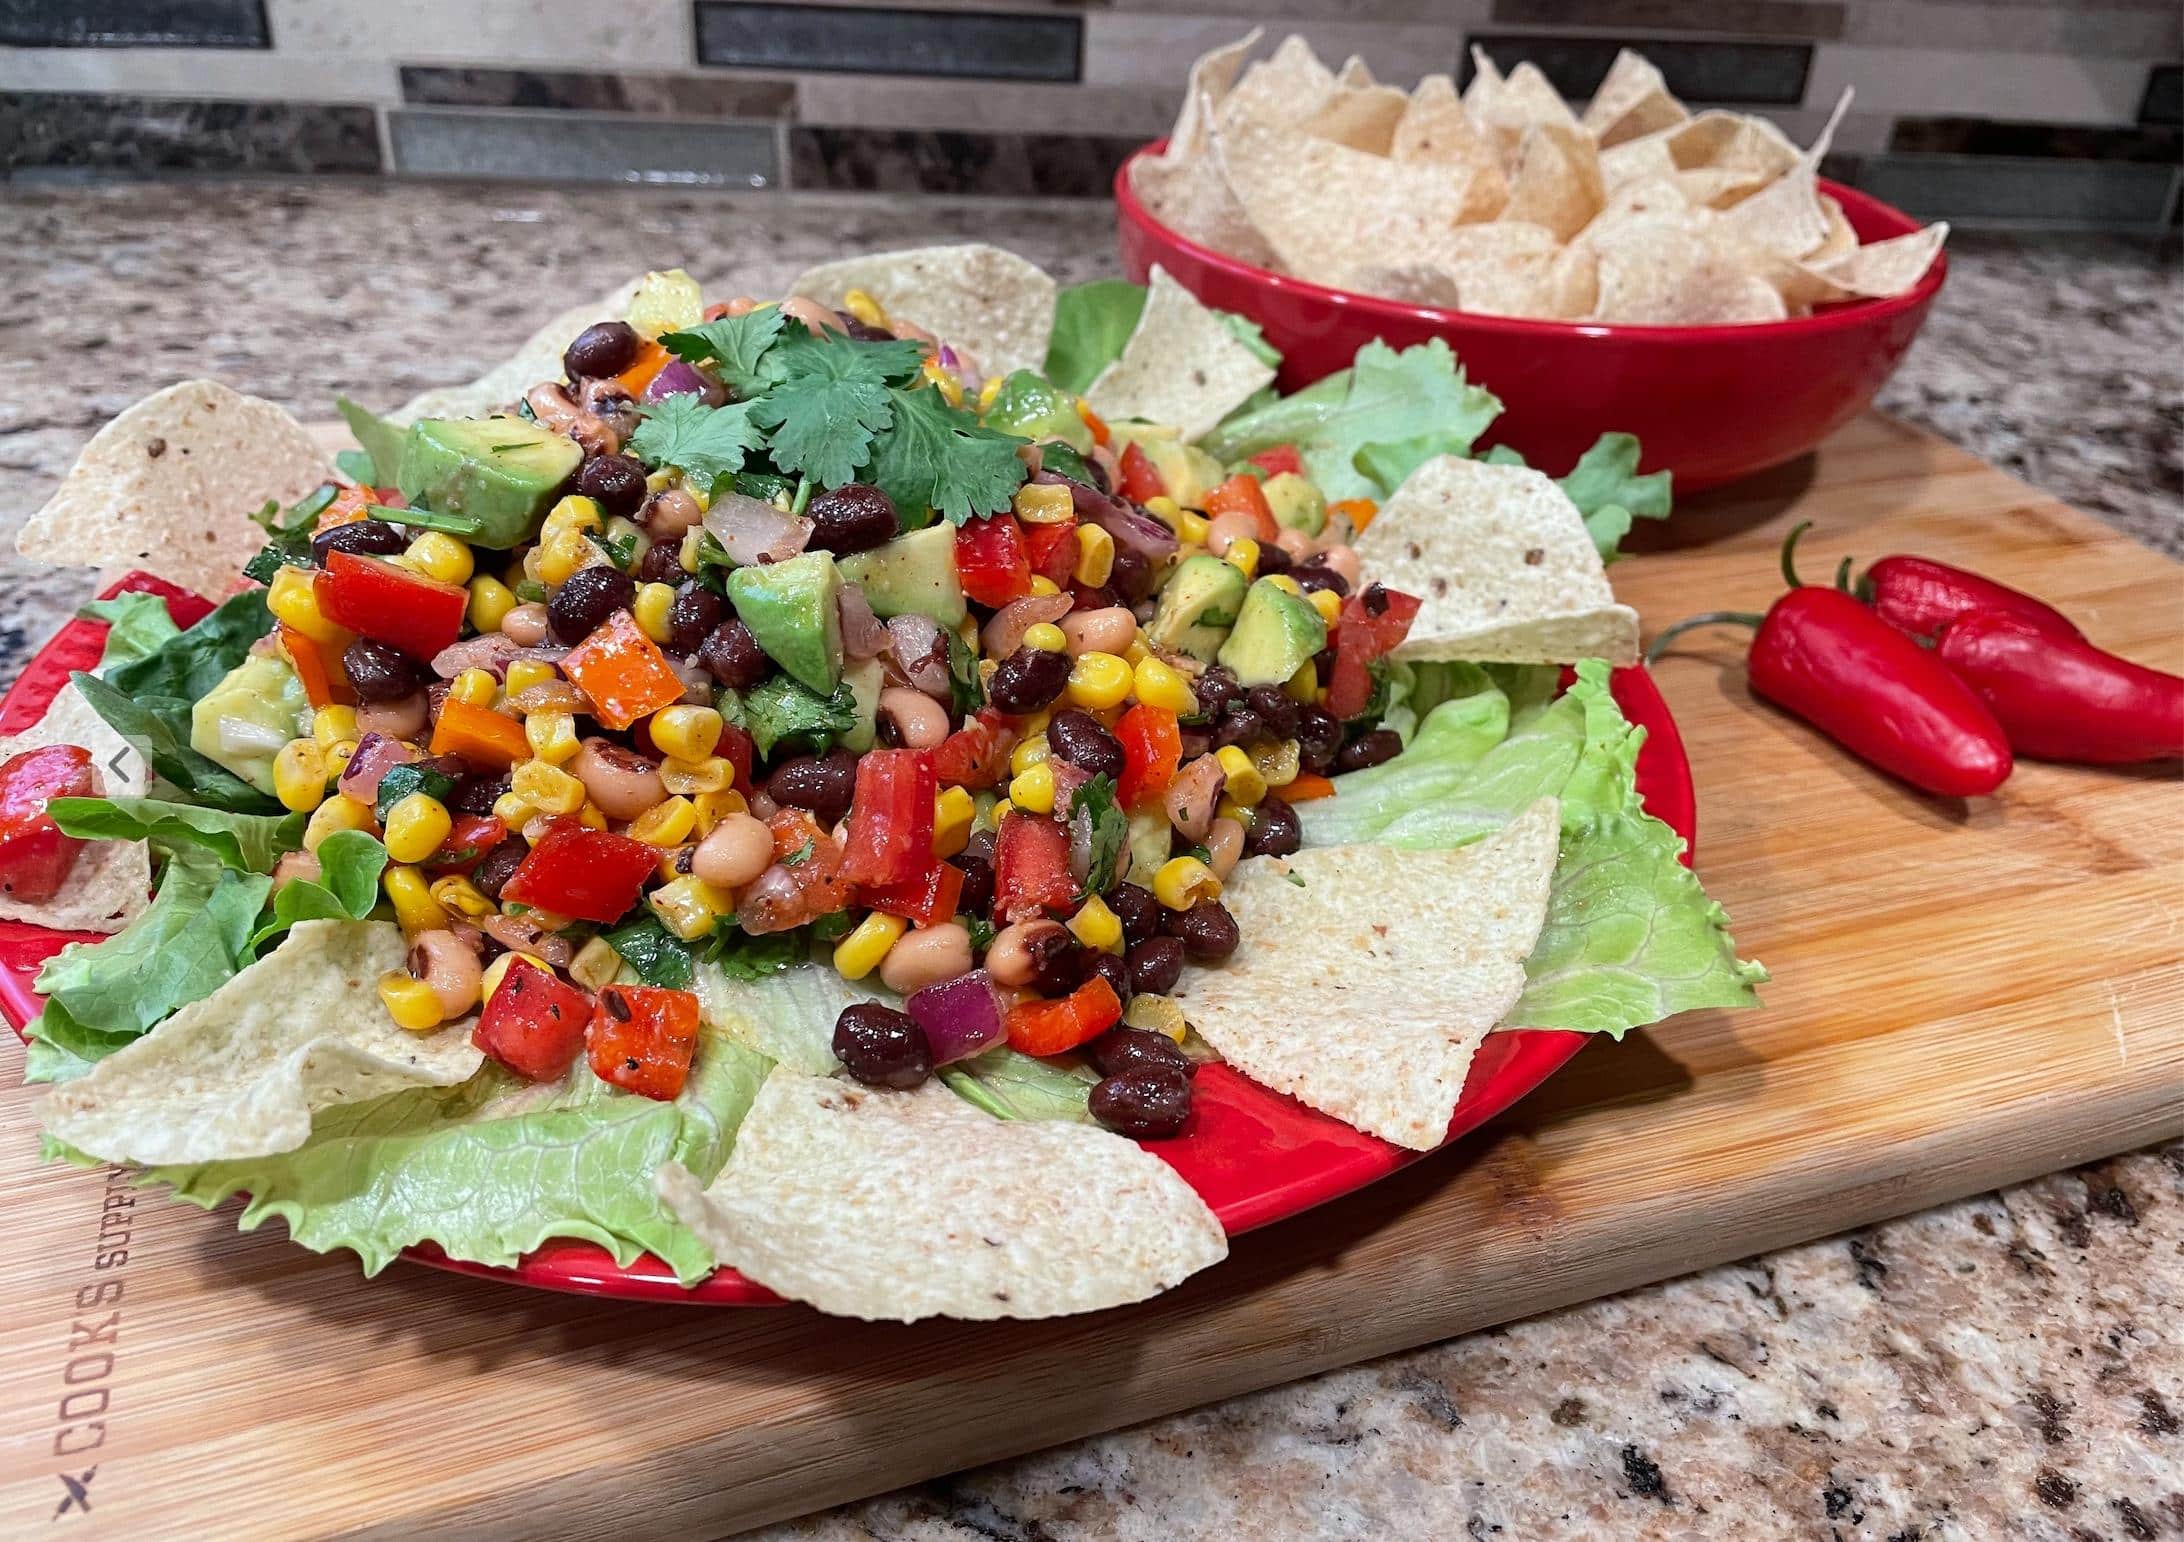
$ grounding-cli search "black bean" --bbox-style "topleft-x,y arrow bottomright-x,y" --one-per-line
447,771 -> 510,817
1089,1067 -> 1192,1139
1255,541 -> 1294,575
547,566 -> 636,644
1045,708 -> 1125,779
1193,665 -> 1241,720
1243,796 -> 1301,858
563,321 -> 640,380
343,638 -> 422,701
1071,582 -> 1122,613
1335,729 -> 1403,772
1294,706 -> 1343,773
1108,882 -> 1162,945
1110,547 -> 1157,605
806,484 -> 898,556
1091,1026 -> 1192,1080
697,618 -> 768,690
1212,707 -> 1264,750
637,541 -> 686,585
667,582 -> 723,655
833,1002 -> 933,1090
471,840 -> 527,900
1245,684 -> 1299,741
766,747 -> 858,827
576,453 -> 648,518
1168,900 -> 1240,964
1359,583 -> 1394,617
834,311 -> 895,343
1178,728 -> 1213,762
951,854 -> 994,921
310,517 -> 410,565
1126,935 -> 1185,996
987,646 -> 1071,715
1292,562 -> 1351,598
1027,929 -> 1093,997
1088,952 -> 1132,1007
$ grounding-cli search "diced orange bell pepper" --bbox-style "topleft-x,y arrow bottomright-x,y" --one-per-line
560,609 -> 687,731
1203,473 -> 1278,541
612,339 -> 672,398
1005,976 -> 1123,1058
1283,772 -> 1337,803
430,698 -> 529,769
1075,399 -> 1111,448
314,482 -> 376,535
1328,497 -> 1379,532
277,623 -> 355,708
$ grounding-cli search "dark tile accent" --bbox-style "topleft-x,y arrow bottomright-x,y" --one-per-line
1,92 -> 378,177
400,66 -> 795,121
0,0 -> 267,48
697,2 -> 1080,83
2142,65 -> 2181,128
1853,154 -> 2178,228
1490,0 -> 1842,42
388,109 -> 778,188
1891,117 -> 2181,165
1463,34 -> 1810,106
789,125 -> 1135,197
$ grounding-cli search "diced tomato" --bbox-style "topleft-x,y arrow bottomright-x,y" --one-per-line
992,809 -> 1075,922
586,984 -> 700,1101
1246,444 -> 1306,480
1117,441 -> 1165,504
1020,516 -> 1080,586
472,961 -> 593,1082
861,859 -> 964,928
931,708 -> 1016,790
424,814 -> 505,873
1114,703 -> 1181,809
0,745 -> 94,904
955,514 -> 1031,608
1202,473 -> 1279,541
430,698 -> 529,769
499,818 -> 658,923
560,608 -> 687,731
316,550 -> 467,662
738,810 -> 853,934
839,749 -> 936,888
1006,976 -> 1123,1058
1327,585 -> 1424,721
277,624 -> 355,708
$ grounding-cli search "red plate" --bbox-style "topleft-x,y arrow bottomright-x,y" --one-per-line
2,575 -> 1697,1306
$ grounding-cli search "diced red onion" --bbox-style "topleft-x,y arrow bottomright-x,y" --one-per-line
1034,470 -> 1177,569
1014,442 -> 1044,478
1163,755 -> 1224,844
643,359 -> 726,406
337,731 -> 421,803
981,593 -> 1073,660
884,613 -> 951,699
703,491 -> 812,568
430,634 -> 566,681
905,969 -> 1008,1066
1088,442 -> 1121,489
483,912 -> 572,969
838,583 -> 888,661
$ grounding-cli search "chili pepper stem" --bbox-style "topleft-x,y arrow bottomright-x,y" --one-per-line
1779,520 -> 1816,589
1645,611 -> 1766,666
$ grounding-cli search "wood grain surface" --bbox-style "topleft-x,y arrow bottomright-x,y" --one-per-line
3,414 -> 2179,1539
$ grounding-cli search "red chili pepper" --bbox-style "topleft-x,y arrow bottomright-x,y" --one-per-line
0,745 -> 94,903
1113,702 -> 1181,809
586,983 -> 700,1101
1935,613 -> 2183,765
472,961 -> 593,1082
839,748 -> 936,888
1848,555 -> 2081,644
498,818 -> 659,923
315,550 -> 467,662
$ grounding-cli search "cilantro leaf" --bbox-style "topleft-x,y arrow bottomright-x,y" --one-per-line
868,385 -> 1028,526
659,306 -> 788,398
605,913 -> 698,990
242,484 -> 337,582
750,331 -> 924,488
628,395 -> 763,495
372,761 -> 458,823
705,926 -> 811,980
1069,773 -> 1129,897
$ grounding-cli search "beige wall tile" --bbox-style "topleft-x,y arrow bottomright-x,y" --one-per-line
1081,12 -> 1488,91
0,48 -> 398,104
797,77 -> 1180,137
1805,46 -> 2150,123
1844,1 -> 2181,58
269,0 -> 694,70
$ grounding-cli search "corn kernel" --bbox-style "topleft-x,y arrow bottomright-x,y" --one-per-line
1013,483 -> 1075,525
1215,793 -> 1249,827
654,847 -> 688,884
310,705 -> 358,747
633,581 -> 677,644
685,479 -> 712,514
1008,760 -> 1057,816
1021,622 -> 1068,654
932,786 -> 975,859
1144,495 -> 1183,529
650,875 -> 733,940
691,788 -> 748,836
1214,744 -> 1268,806
645,469 -> 677,496
267,564 -> 347,645
1224,538 -> 1261,579
1009,733 -> 1049,777
1124,636 -> 1152,665
577,800 -> 609,831
322,739 -> 360,780
405,531 -> 475,586
541,495 -> 604,543
678,526 -> 704,574
377,971 -> 446,1032
1065,651 -> 1134,711
480,950 -> 552,1002
1073,523 -> 1115,587
512,760 -> 586,816
523,710 -> 580,766
1123,992 -> 1188,1041
1264,573 -> 1304,598
466,574 -> 517,634
1253,737 -> 1301,789
448,667 -> 497,709
920,357 -> 965,408
304,793 -> 375,853
1309,588 -> 1343,627
537,525 -> 597,587
273,738 -> 327,813
1285,659 -> 1320,703
1176,510 -> 1211,547
429,875 -> 497,919
977,374 -> 1004,414
1153,855 -> 1222,910
842,286 -> 888,329
832,911 -> 908,980
660,755 -> 733,796
382,864 -> 449,936
605,515 -> 650,572
1027,574 -> 1062,598
1068,894 -> 1124,954
629,795 -> 698,846
504,659 -> 556,698
569,935 -> 624,991
1019,707 -> 1052,740
383,791 -> 453,864
492,791 -> 540,828
1131,656 -> 1197,716
651,704 -> 724,762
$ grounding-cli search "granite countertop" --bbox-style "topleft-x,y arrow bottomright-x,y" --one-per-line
2,181 -> 2180,1540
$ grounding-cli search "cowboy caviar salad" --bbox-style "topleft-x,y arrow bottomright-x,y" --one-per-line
12,245 -> 1762,1321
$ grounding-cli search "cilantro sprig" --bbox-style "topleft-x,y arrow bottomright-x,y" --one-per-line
748,331 -> 925,488
660,306 -> 788,398
869,386 -> 1026,525
627,395 -> 763,496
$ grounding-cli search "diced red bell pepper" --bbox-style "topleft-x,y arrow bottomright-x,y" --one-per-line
1020,516 -> 1080,586
860,859 -> 964,928
316,550 -> 467,662
1006,975 -> 1123,1058
499,818 -> 658,923
560,608 -> 688,732
1114,703 -> 1181,809
430,698 -> 529,769
954,514 -> 1031,608
1202,473 -> 1278,541
586,984 -> 700,1101
424,813 -> 505,874
472,961 -> 593,1082
839,749 -> 936,888
1117,440 -> 1165,504
1246,444 -> 1306,480
992,809 -> 1076,922
0,745 -> 94,904
738,810 -> 853,935
277,623 -> 355,708
1327,585 -> 1423,721
931,709 -> 1016,791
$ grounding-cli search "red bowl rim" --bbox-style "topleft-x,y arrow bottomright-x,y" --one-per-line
1114,139 -> 1948,342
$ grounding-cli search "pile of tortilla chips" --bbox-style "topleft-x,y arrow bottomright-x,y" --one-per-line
1134,32 -> 1948,324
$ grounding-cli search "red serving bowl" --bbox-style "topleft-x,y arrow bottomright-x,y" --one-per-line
1114,142 -> 1945,494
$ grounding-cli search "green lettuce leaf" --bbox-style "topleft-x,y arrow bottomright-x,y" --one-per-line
249,830 -> 387,948
71,672 -> 275,813
1559,432 -> 1672,561
78,594 -> 181,673
1045,279 -> 1148,395
939,1045 -> 1098,1123
106,584 -> 280,704
49,796 -> 303,873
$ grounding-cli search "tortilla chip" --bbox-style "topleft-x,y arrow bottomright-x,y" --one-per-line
1299,78 -> 1411,154
1086,266 -> 1276,442
1581,175 -> 1703,240
1163,28 -> 1261,159
1813,223 -> 1950,297
1589,213 -> 1788,325
1808,194 -> 1858,266
19,381 -> 329,599
1344,223 -> 1563,317
1219,33 -> 1335,135
788,244 -> 1056,379
393,275 -> 645,424
1469,56 -> 1581,169
37,920 -> 482,1166
655,1067 -> 1227,1320
1501,122 -> 1606,242
0,683 -> 150,934
1599,130 -> 1678,191
1581,48 -> 1690,149
1390,74 -> 1509,216
1663,111 -> 1799,178
1132,136 -> 1283,272
1334,54 -> 1377,89
1460,47 -> 1505,125
1353,456 -> 1640,665
1720,160 -> 1833,260
1173,799 -> 1561,1150
1544,242 -> 1602,318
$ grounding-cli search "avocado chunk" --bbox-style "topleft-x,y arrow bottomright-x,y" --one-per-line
727,550 -> 844,695
839,656 -> 886,754
1145,553 -> 1249,664
836,524 -> 966,628
188,654 -> 312,796
1259,471 -> 1327,536
1108,424 -> 1224,507
396,417 -> 582,550
625,268 -> 706,340
1217,577 -> 1329,687
983,371 -> 1092,454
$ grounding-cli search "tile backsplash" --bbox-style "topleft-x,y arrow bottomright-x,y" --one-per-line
0,0 -> 2176,227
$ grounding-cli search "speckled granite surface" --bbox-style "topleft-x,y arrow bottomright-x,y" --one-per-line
1,181 -> 2179,1541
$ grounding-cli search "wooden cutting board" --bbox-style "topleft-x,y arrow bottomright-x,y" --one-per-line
3,415 -> 2179,1539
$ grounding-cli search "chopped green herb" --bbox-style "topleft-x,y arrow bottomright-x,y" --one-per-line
372,762 -> 458,823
